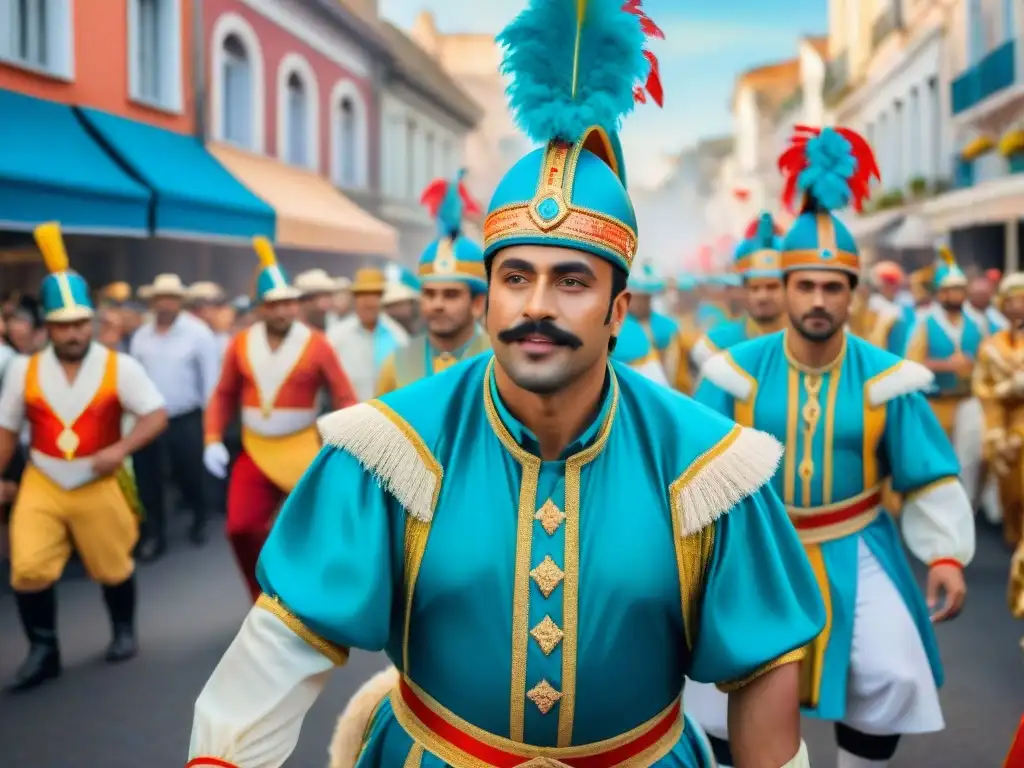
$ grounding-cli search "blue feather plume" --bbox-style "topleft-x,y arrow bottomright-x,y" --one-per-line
497,0 -> 646,145
436,171 -> 466,238
797,128 -> 857,212
755,212 -> 775,246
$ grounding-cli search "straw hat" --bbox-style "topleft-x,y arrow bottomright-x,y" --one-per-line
101,281 -> 132,303
149,273 -> 187,297
137,284 -> 154,300
350,268 -> 387,294
294,269 -> 340,296
333,276 -> 352,292
186,281 -> 224,303
383,281 -> 420,306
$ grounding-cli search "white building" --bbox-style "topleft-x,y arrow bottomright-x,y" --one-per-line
376,21 -> 483,264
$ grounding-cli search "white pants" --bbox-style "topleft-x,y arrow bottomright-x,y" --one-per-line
953,397 -> 984,505
685,540 -> 944,738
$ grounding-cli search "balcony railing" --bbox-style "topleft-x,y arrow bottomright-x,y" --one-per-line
951,40 -> 1017,115
871,4 -> 904,50
823,51 -> 849,104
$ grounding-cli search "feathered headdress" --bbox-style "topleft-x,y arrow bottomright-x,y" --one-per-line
734,212 -> 783,279
251,236 -> 301,303
778,125 -> 880,214
933,244 -> 967,290
498,0 -> 659,145
743,213 -> 783,240
419,169 -> 481,240
623,0 -> 664,106
34,222 -> 95,322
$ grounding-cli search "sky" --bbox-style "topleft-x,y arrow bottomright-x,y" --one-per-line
380,0 -> 828,187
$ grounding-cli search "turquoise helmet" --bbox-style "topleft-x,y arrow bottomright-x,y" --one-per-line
252,237 -> 301,303
734,212 -> 783,280
419,171 -> 487,294
35,222 -> 94,323
933,246 -> 967,290
483,0 -> 664,277
628,260 -> 666,294
777,126 -> 880,278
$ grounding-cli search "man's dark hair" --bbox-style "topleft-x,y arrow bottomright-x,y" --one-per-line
484,257 -> 627,353
783,272 -> 859,290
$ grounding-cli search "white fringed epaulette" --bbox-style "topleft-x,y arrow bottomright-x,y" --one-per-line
866,360 -> 934,407
698,352 -> 754,401
672,425 -> 783,535
318,402 -> 442,522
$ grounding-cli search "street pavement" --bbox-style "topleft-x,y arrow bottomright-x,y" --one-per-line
0,518 -> 1021,767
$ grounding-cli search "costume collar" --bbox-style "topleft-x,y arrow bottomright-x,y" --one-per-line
486,360 -> 615,460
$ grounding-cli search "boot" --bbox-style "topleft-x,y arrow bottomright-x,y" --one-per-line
102,576 -> 137,663
6,587 -> 61,692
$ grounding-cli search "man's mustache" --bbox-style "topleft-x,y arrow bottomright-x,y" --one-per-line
497,319 -> 583,349
802,309 -> 833,322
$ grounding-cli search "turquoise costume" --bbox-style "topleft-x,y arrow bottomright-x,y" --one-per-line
690,126 -> 974,742
627,260 -> 679,361
376,175 -> 491,395
186,3 -> 823,767
252,237 -> 302,303
691,213 -> 785,371
695,273 -> 737,330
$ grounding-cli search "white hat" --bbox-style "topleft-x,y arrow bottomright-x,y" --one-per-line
333,276 -> 352,292
137,284 -> 154,300
186,281 -> 224,303
293,269 -> 339,296
382,281 -> 420,306
149,273 -> 187,297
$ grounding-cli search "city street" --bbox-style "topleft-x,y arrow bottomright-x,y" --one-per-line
0,519 -> 1021,767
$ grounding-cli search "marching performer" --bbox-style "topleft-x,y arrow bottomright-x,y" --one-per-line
626,260 -> 679,369
202,238 -> 357,601
905,247 -> 987,504
973,272 -> 1024,546
670,273 -> 700,393
691,212 -> 787,372
695,272 -> 737,330
187,3 -> 823,766
865,261 -> 914,355
691,126 -> 975,768
375,174 -> 490,396
0,223 -> 168,691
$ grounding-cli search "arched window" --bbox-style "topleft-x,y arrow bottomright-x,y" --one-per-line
211,12 -> 264,152
330,80 -> 368,189
338,97 -> 357,186
286,73 -> 307,166
222,35 -> 252,148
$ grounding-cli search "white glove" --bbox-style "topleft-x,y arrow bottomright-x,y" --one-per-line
203,442 -> 230,479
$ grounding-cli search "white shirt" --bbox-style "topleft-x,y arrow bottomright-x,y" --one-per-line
130,312 -> 220,417
0,343 -> 166,489
328,315 -> 408,402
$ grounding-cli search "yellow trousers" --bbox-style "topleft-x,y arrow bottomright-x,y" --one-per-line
9,465 -> 138,591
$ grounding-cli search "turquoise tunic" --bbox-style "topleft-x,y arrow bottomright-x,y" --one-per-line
694,332 -> 959,721
258,354 -> 824,766
645,311 -> 680,352
906,308 -> 984,395
611,314 -> 659,368
695,301 -> 729,331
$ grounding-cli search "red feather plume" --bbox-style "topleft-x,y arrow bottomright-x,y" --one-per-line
418,179 -> 448,217
458,182 -> 482,218
623,0 -> 664,107
777,124 -> 880,214
742,216 -> 783,239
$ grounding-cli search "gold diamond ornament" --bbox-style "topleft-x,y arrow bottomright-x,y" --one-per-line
56,427 -> 80,459
530,556 -> 564,598
526,679 -> 562,715
530,615 -> 564,655
534,499 -> 566,535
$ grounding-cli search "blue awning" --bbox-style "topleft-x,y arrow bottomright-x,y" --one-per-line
77,108 -> 275,241
0,89 -> 150,235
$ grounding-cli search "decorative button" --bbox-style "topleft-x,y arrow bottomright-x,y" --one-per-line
536,196 -> 560,221
530,556 -> 564,598
526,679 -> 562,715
534,499 -> 566,535
530,615 -> 564,655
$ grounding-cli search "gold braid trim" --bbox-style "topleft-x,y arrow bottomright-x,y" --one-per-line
905,475 -> 958,501
318,401 -> 443,522
255,593 -> 349,666
716,647 -> 807,693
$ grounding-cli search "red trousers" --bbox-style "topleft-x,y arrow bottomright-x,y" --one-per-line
1007,715 -> 1024,768
226,451 -> 285,601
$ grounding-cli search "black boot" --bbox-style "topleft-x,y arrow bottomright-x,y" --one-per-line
6,587 -> 61,692
102,576 -> 137,663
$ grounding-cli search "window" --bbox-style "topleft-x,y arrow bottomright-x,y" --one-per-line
441,140 -> 453,177
425,132 -> 436,181
286,73 -> 307,166
406,119 -> 418,199
128,0 -> 181,109
908,87 -> 920,179
1003,0 -> 1014,41
968,0 -> 984,63
1,0 -> 72,77
928,77 -> 940,179
222,35 -> 252,148
337,98 -> 357,186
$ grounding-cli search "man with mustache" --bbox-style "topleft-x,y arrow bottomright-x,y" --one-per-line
691,126 -> 975,768
186,3 -> 823,766
691,212 -> 787,374
375,176 -> 490,396
0,223 -> 168,691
